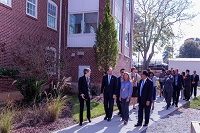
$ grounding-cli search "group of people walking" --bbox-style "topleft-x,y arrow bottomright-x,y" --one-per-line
78,67 -> 199,127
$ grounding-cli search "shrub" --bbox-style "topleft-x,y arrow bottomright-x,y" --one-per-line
13,78 -> 44,104
91,84 -> 101,96
46,96 -> 65,122
0,102 -> 14,133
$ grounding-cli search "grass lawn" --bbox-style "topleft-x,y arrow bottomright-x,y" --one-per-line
70,95 -> 117,122
185,96 -> 200,110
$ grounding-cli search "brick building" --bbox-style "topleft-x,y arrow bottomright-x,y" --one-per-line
0,0 -> 134,90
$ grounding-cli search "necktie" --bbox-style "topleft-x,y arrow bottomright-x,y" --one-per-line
108,75 -> 111,85
140,80 -> 144,96
87,77 -> 91,98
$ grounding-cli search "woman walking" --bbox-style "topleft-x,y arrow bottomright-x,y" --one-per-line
149,71 -> 158,110
130,67 -> 141,109
119,72 -> 132,125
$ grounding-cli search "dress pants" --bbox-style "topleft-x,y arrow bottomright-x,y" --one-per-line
173,85 -> 180,105
191,84 -> 197,97
79,98 -> 91,123
116,95 -> 122,114
165,91 -> 173,107
137,102 -> 151,124
104,97 -> 114,119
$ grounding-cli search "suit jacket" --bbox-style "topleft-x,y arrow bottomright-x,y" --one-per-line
164,75 -> 174,93
191,74 -> 199,86
173,74 -> 183,90
101,75 -> 117,98
138,78 -> 153,105
78,75 -> 90,99
185,74 -> 191,88
117,76 -> 122,96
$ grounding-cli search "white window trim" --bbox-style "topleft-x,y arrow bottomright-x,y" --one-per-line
0,0 -> 12,7
68,11 -> 99,35
26,0 -> 38,19
47,0 -> 58,30
46,47 -> 57,75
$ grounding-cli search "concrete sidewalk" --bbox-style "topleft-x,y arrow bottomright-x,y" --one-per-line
54,90 -> 200,133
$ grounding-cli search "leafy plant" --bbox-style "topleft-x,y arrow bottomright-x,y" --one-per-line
13,77 -> 44,104
91,84 -> 101,96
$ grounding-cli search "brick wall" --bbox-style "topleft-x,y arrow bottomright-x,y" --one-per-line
0,0 -> 68,91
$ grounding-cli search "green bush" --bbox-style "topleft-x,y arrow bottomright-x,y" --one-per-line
91,84 -> 101,96
13,77 -> 44,104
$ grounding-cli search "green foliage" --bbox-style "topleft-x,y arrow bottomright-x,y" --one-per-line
178,39 -> 200,58
13,77 -> 44,104
94,0 -> 118,72
91,84 -> 101,96
0,67 -> 19,80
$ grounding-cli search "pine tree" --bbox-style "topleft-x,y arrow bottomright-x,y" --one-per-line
94,0 -> 118,73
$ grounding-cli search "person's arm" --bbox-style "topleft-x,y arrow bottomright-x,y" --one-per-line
197,75 -> 199,82
114,76 -> 117,95
147,81 -> 153,103
78,77 -> 83,95
128,82 -> 133,97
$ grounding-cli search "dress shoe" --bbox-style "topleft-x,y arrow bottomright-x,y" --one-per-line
124,121 -> 128,125
104,117 -> 108,120
172,103 -> 174,106
134,123 -> 142,127
88,119 -> 91,123
152,106 -> 154,110
107,118 -> 111,122
175,104 -> 178,107
79,122 -> 82,126
143,124 -> 148,126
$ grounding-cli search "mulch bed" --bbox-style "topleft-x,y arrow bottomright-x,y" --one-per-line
10,95 -> 76,133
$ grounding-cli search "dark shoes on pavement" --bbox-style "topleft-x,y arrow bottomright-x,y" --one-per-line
107,118 -> 111,122
104,117 -> 108,120
79,122 -> 82,126
134,123 -> 142,127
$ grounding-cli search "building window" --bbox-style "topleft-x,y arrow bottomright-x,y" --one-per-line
45,47 -> 56,75
26,0 -> 37,18
69,12 -> 98,34
115,20 -> 121,42
0,0 -> 11,6
125,30 -> 130,47
126,0 -> 130,11
47,0 -> 58,30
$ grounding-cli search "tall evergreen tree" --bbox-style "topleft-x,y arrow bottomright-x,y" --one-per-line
94,0 -> 118,73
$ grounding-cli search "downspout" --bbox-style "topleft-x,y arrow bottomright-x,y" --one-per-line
58,0 -> 62,81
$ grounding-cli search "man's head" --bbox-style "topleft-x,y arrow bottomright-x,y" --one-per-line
167,70 -> 171,75
84,68 -> 91,77
186,69 -> 190,74
141,70 -> 148,79
120,68 -> 125,76
107,67 -> 113,75
193,70 -> 196,74
175,69 -> 179,74
162,68 -> 166,72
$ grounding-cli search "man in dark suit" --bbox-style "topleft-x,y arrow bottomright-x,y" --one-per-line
163,70 -> 174,110
78,68 -> 91,126
135,70 -> 153,127
172,69 -> 183,107
191,70 -> 199,97
116,68 -> 125,116
100,67 -> 117,122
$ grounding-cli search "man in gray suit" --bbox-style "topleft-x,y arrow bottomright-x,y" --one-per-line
164,70 -> 174,110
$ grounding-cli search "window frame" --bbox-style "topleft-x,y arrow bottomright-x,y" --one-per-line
47,0 -> 58,30
68,12 -> 98,35
0,0 -> 12,7
115,19 -> 122,42
26,0 -> 38,19
125,30 -> 130,48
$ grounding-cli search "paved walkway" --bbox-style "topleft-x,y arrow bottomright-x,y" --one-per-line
54,90 -> 200,133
